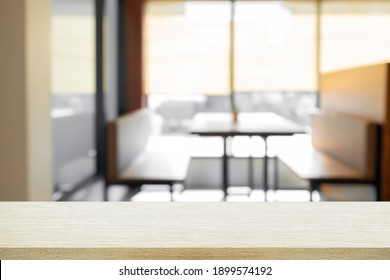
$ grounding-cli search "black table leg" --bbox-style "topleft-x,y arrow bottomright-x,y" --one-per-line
248,136 -> 254,195
104,183 -> 109,201
222,136 -> 228,201
274,156 -> 279,192
169,184 -> 174,202
263,136 -> 268,201
309,181 -> 315,202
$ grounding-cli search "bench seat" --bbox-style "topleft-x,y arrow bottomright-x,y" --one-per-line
106,109 -> 191,201
275,112 -> 380,201
277,145 -> 372,183
118,151 -> 190,185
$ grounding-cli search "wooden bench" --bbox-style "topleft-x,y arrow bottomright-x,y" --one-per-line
276,112 -> 382,201
106,109 -> 191,201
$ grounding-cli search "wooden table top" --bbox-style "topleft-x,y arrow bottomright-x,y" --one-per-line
0,202 -> 389,259
190,112 -> 305,137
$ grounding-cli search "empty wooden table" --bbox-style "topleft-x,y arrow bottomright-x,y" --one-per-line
190,112 -> 305,200
0,202 -> 389,259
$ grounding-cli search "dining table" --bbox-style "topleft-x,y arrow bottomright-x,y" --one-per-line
190,112 -> 305,201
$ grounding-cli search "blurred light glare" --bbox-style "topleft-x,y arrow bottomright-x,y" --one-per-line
185,2 -> 231,25
236,2 -> 293,48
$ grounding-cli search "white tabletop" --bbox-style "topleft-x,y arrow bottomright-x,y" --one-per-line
190,112 -> 305,137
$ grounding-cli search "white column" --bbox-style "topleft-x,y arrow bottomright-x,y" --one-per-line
0,0 -> 52,200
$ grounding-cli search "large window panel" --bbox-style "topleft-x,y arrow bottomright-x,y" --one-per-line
52,0 -> 95,95
234,1 -> 317,92
144,1 -> 231,95
51,0 -> 96,194
321,1 -> 390,73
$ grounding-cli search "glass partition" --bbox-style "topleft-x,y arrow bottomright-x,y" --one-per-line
51,0 -> 96,195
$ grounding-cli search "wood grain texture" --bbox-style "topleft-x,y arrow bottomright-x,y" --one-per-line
0,202 -> 389,259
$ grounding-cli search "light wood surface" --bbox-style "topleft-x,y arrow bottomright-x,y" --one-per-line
0,202 -> 389,259
190,112 -> 305,136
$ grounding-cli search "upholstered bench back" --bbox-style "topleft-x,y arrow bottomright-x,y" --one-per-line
107,109 -> 151,182
311,112 -> 378,177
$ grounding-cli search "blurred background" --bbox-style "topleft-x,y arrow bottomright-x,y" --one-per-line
1,0 -> 390,202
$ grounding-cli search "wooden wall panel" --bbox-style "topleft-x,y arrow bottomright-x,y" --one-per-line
321,64 -> 387,123
125,0 -> 146,112
382,64 -> 390,201
320,63 -> 390,201
311,113 -> 375,176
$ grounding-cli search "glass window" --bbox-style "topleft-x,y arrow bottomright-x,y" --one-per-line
321,1 -> 390,72
234,1 -> 317,92
144,1 -> 231,95
145,0 -> 318,133
51,0 -> 96,194
52,0 -> 96,94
